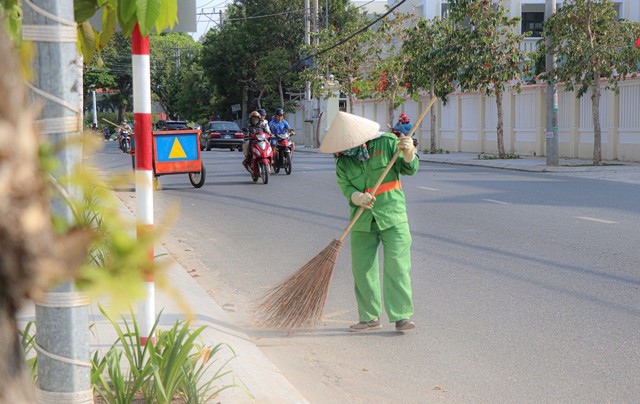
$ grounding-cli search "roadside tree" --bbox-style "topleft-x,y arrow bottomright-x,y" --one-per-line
352,10 -> 420,126
404,17 -> 457,153
305,10 -> 374,114
541,0 -> 640,165
201,0 -> 305,118
448,0 -> 531,158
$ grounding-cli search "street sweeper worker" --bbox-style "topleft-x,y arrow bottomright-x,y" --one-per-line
319,111 -> 418,332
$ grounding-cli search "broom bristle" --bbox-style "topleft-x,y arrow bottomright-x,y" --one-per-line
254,239 -> 342,330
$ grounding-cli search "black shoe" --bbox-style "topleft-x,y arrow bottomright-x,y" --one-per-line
395,319 -> 415,331
349,318 -> 381,332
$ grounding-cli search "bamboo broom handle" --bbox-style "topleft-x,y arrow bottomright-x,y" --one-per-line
337,96 -> 438,242
102,118 -> 135,134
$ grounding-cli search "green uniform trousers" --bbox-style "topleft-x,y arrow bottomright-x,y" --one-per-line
350,221 -> 413,323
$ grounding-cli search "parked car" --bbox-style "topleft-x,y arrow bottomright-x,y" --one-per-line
154,120 -> 190,131
200,121 -> 244,151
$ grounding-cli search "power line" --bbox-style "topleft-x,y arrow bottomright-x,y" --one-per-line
293,0 -> 407,73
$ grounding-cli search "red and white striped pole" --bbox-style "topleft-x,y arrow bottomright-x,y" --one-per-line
132,23 -> 155,344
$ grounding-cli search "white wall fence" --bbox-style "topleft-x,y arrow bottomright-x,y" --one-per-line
350,78 -> 640,162
286,78 -> 640,162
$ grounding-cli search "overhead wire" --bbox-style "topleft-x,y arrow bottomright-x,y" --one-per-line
266,0 -> 407,83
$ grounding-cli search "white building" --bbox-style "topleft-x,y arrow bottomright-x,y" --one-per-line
391,0 -> 640,51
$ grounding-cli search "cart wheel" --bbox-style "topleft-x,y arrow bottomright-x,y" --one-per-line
153,177 -> 159,190
189,165 -> 206,188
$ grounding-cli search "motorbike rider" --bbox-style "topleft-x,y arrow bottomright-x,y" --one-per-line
269,108 -> 292,148
117,121 -> 132,151
258,108 -> 271,134
243,111 -> 270,168
393,113 -> 413,136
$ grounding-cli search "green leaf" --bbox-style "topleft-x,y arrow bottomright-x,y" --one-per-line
74,0 -> 100,23
155,0 -> 178,33
136,0 -> 162,37
118,0 -> 136,22
99,5 -> 116,50
119,13 -> 137,37
77,21 -> 96,64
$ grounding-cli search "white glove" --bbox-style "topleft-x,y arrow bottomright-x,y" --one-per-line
397,136 -> 415,162
351,191 -> 376,209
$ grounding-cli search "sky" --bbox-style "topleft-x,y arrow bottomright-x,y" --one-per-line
192,0 -> 232,41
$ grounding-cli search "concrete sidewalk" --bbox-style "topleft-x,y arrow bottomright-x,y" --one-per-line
17,200 -> 308,403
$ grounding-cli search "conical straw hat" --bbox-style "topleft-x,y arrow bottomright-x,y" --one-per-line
319,112 -> 380,154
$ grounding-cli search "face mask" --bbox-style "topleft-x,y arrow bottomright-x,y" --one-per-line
336,144 -> 369,161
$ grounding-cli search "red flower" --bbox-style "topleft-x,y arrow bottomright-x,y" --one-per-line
484,61 -> 491,68
404,83 -> 409,88
356,89 -> 360,95
635,37 -> 640,48
351,86 -> 356,92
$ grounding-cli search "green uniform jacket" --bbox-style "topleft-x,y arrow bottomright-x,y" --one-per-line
335,133 -> 419,232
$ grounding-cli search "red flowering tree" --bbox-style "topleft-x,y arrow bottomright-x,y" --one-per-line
305,11 -> 376,113
448,0 -> 531,158
352,10 -> 419,126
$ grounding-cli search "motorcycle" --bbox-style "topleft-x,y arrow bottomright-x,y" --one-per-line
244,131 -> 272,184
119,129 -> 131,153
271,130 -> 295,175
388,124 -> 418,147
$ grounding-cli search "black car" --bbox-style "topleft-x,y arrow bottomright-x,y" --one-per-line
155,120 -> 190,131
200,121 -> 244,151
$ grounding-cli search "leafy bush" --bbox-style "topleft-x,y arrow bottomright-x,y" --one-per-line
19,307 -> 246,404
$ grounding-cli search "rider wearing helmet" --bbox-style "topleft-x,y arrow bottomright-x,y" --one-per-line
243,111 -> 269,167
393,113 -> 413,136
257,108 -> 271,134
269,108 -> 290,136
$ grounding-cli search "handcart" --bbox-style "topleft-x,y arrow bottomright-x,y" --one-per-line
131,129 -> 206,189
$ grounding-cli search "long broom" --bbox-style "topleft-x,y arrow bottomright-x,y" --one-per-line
254,96 -> 438,330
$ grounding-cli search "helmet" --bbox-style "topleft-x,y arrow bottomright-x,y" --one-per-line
399,113 -> 410,124
275,108 -> 284,116
257,108 -> 266,117
249,111 -> 260,124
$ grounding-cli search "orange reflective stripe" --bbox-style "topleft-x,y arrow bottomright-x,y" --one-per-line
365,180 -> 401,196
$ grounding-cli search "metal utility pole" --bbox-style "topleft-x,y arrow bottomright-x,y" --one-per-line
23,0 -> 92,402
545,0 -> 559,166
92,89 -> 97,126
304,0 -> 311,102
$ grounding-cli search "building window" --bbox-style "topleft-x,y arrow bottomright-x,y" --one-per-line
522,11 -> 544,37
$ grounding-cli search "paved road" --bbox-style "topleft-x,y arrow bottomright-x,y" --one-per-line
97,142 -> 640,403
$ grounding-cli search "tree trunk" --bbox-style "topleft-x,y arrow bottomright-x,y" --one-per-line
347,93 -> 355,114
430,74 -> 437,153
496,88 -> 505,158
591,73 -> 602,165
388,89 -> 396,128
278,78 -> 284,109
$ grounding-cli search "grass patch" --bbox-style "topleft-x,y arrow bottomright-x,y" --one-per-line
477,153 -> 520,160
423,148 -> 450,154
561,163 -> 624,167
